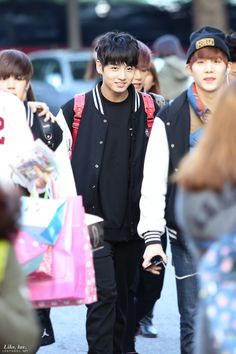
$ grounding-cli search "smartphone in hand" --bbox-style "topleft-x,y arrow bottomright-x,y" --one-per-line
145,255 -> 166,270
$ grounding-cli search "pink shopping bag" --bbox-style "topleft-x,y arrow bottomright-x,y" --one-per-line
28,195 -> 97,308
14,231 -> 48,276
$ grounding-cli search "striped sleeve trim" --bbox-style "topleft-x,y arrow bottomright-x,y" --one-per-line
167,227 -> 177,240
143,231 -> 162,245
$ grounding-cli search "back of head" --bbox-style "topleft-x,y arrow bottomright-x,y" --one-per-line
0,49 -> 33,81
226,31 -> 236,62
95,31 -> 139,67
0,187 -> 21,243
152,34 -> 185,58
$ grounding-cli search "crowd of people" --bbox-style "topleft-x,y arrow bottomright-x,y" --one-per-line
0,22 -> 236,354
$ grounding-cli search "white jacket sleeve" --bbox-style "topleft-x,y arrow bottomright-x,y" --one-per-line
54,138 -> 77,197
137,117 -> 169,244
54,109 -> 77,197
56,108 -> 72,154
0,91 -> 34,187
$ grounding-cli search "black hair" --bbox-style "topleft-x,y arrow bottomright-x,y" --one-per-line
226,31 -> 236,62
95,31 -> 139,68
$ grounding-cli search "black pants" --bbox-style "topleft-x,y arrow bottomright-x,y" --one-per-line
136,232 -> 167,322
86,239 -> 144,354
35,308 -> 55,348
124,233 -> 167,352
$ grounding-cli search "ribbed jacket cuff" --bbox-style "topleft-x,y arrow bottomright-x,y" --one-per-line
143,231 -> 162,245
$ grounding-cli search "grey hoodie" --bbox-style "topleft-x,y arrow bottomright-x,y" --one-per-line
156,55 -> 190,101
176,184 -> 236,248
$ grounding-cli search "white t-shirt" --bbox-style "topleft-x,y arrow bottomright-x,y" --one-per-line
0,91 -> 34,186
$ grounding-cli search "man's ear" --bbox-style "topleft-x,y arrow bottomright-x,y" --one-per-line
227,61 -> 232,74
186,64 -> 192,76
96,60 -> 103,75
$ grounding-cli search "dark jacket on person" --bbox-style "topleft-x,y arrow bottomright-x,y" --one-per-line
61,83 -> 159,242
25,102 -> 63,151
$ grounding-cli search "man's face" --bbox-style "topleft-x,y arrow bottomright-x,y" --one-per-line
132,66 -> 149,91
186,57 -> 229,93
96,60 -> 135,100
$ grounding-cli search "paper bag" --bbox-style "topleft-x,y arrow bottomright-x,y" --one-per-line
28,195 -> 97,308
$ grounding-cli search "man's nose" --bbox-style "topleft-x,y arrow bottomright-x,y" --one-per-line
118,68 -> 127,79
205,60 -> 214,72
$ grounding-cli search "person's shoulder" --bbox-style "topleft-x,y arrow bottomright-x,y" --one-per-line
149,93 -> 165,109
61,89 -> 93,112
158,90 -> 188,120
0,90 -> 23,110
0,91 -> 26,127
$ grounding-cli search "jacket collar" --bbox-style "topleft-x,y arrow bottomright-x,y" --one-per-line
92,82 -> 140,115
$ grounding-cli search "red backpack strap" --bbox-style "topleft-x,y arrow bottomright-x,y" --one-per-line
72,93 -> 86,153
140,92 -> 155,135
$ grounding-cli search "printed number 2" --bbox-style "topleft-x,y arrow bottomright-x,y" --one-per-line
0,117 -> 5,144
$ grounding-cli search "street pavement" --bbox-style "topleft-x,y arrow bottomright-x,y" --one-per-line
38,246 -> 180,354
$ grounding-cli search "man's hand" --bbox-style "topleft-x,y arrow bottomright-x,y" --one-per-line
142,244 -> 168,275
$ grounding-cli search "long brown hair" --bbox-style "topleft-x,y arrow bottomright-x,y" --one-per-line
175,81 -> 236,191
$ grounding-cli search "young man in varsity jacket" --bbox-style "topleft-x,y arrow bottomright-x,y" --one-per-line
57,31 -> 164,354
138,26 -> 232,354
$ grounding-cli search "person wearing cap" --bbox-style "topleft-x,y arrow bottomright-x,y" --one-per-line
226,30 -> 236,83
138,26 -> 231,354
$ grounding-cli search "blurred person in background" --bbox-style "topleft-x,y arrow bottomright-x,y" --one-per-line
0,186 -> 40,354
152,34 -> 190,102
84,35 -> 104,82
132,41 -> 164,108
138,26 -> 231,354
0,89 -> 35,187
174,81 -> 236,354
144,62 -> 161,94
0,91 -> 40,351
226,30 -> 236,82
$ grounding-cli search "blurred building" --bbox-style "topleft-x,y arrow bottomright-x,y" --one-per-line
0,0 -> 235,52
